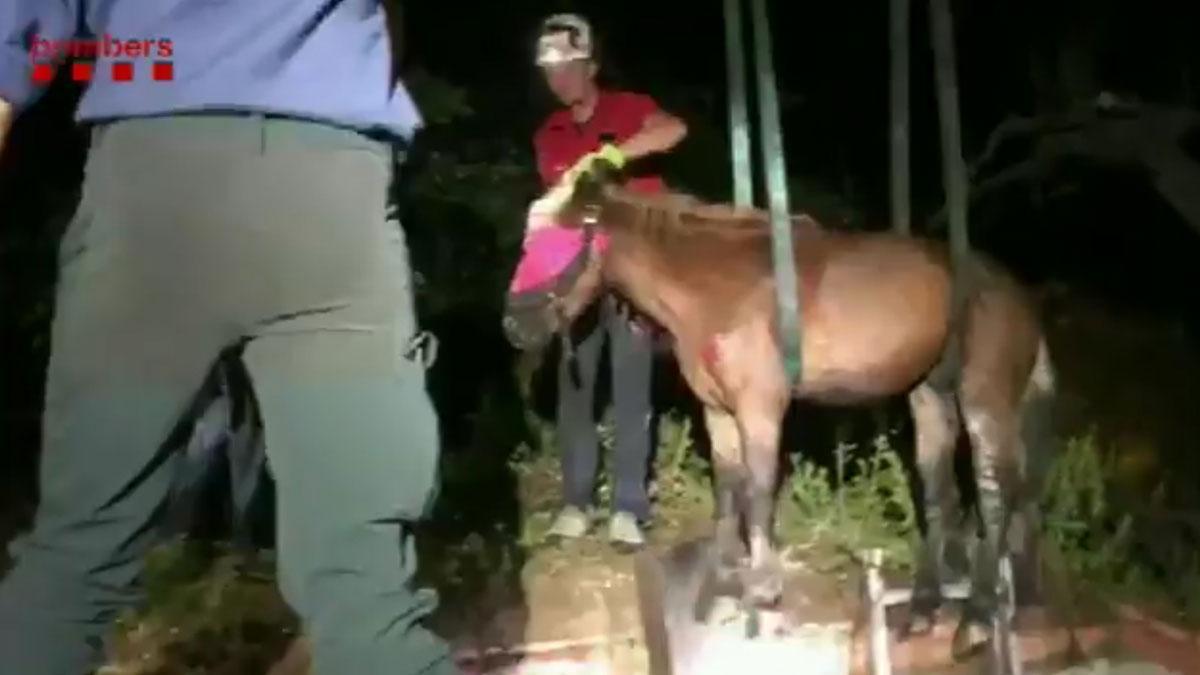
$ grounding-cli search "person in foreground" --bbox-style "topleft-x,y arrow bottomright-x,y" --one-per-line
0,2 -> 456,673
530,13 -> 688,550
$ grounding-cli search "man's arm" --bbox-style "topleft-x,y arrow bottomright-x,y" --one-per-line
0,1 -> 81,156
616,109 -> 688,162
382,0 -> 404,88
532,127 -> 557,188
553,94 -> 688,186
0,97 -> 12,157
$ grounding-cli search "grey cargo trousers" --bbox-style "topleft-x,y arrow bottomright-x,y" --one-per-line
0,114 -> 454,675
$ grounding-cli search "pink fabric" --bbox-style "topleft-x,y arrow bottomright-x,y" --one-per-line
508,225 -> 609,295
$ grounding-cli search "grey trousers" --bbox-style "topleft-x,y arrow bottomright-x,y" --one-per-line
557,296 -> 655,520
0,114 -> 454,675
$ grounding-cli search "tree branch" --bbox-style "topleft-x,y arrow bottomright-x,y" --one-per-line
927,101 -> 1200,236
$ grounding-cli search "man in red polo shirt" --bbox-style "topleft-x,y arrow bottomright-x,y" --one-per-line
532,13 -> 688,550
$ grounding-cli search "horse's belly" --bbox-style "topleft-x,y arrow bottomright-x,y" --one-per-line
799,276 -> 948,400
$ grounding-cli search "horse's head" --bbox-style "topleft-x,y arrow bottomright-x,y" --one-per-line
502,160 -> 620,351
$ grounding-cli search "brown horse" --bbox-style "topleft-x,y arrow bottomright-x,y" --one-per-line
502,163 -> 1057,663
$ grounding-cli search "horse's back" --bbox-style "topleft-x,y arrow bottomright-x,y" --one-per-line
794,227 -> 1042,403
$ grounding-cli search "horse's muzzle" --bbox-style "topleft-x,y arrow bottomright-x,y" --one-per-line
503,291 -> 558,351
502,312 -> 551,351
502,314 -> 526,348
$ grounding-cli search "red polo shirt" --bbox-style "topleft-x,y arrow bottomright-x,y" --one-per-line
533,89 -> 667,194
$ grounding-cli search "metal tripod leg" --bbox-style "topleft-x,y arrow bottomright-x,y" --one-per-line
863,548 -> 1023,675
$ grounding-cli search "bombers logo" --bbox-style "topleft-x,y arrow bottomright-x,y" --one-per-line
28,34 -> 175,83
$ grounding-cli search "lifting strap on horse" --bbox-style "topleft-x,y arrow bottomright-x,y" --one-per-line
926,0 -> 974,393
725,0 -> 804,387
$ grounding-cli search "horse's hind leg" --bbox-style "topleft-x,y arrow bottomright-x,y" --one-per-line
903,381 -> 960,637
1013,338 -> 1057,609
702,407 -> 748,581
955,395 -> 1022,664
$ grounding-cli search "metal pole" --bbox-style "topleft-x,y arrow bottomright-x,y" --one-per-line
889,0 -> 911,235
929,0 -> 971,295
865,549 -> 892,675
749,0 -> 802,385
723,0 -> 754,208
995,554 -> 1023,675
634,550 -> 674,675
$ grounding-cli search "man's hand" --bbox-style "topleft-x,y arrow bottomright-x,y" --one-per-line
590,143 -> 626,170
0,97 -> 14,159
616,111 -> 687,163
553,109 -> 688,190
565,143 -> 626,181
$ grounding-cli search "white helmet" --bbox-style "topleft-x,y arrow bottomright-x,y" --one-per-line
535,13 -> 594,66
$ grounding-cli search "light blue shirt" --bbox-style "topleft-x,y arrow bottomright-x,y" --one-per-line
1,0 -> 423,141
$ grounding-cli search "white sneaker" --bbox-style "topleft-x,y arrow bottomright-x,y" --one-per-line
546,505 -> 590,540
607,511 -> 646,551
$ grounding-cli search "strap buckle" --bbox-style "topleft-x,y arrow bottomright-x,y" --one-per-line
404,330 -> 439,369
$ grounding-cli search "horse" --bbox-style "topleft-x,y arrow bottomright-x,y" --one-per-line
501,161 -> 1057,664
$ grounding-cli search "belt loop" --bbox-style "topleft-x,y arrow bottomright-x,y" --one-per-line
257,113 -> 267,154
404,330 -> 439,370
87,122 -> 108,151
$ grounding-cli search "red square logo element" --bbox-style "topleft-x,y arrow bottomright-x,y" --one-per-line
111,61 -> 134,82
71,62 -> 94,82
152,61 -> 174,81
31,63 -> 54,83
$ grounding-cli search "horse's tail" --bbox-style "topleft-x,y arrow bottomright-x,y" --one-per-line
1014,336 -> 1059,604
1021,336 -> 1058,494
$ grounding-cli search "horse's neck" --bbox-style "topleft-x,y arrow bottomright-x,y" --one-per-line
600,223 -> 826,342
602,234 -> 696,341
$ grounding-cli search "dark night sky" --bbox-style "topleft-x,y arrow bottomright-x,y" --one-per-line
405,0 -> 1200,224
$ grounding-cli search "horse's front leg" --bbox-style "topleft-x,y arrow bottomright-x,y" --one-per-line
735,397 -> 788,608
904,382 -> 961,637
702,407 -> 748,582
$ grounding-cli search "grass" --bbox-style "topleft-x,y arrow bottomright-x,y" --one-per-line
777,434 -> 919,576
1040,431 -> 1200,629
100,543 -> 296,675
510,409 -> 715,551
98,407 -> 1200,672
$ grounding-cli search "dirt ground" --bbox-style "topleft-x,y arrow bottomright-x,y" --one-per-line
262,531 -> 1200,675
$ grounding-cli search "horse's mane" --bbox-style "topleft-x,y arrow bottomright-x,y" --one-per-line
597,184 -> 822,239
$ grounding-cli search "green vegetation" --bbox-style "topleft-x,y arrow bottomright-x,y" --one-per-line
1041,431 -> 1200,628
778,435 -> 919,575
100,543 -> 295,675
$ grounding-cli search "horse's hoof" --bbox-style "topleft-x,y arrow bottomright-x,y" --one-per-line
713,560 -> 741,589
611,542 -> 643,556
951,616 -> 992,661
742,562 -> 785,608
694,560 -> 743,623
900,605 -> 938,639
